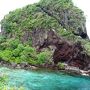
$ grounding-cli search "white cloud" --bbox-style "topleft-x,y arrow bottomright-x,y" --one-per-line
72,0 -> 90,38
0,0 -> 40,21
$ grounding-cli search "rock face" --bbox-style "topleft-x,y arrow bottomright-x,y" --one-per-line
53,41 -> 89,69
31,29 -> 90,70
20,30 -> 31,43
37,0 -> 88,39
32,28 -> 60,50
1,0 -> 88,40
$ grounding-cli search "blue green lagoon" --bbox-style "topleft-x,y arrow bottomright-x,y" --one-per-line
0,67 -> 90,90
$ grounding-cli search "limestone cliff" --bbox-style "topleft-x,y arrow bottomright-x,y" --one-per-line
0,0 -> 90,71
1,0 -> 88,39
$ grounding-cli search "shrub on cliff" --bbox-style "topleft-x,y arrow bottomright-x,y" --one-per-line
37,50 -> 51,65
0,38 -> 20,50
57,62 -> 65,69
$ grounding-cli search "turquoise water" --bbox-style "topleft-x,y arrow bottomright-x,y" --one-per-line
0,67 -> 90,90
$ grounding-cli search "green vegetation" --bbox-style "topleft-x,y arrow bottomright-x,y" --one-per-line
0,39 -> 51,65
0,86 -> 25,90
39,0 -> 85,31
0,71 -> 25,90
37,50 -> 51,65
1,0 -> 86,38
0,0 -> 90,66
0,74 -> 7,86
57,62 -> 65,69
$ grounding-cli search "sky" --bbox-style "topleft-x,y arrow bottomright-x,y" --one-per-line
0,0 -> 90,37
72,0 -> 90,38
0,0 -> 40,21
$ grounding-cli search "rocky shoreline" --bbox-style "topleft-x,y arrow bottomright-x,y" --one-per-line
0,60 -> 90,77
0,60 -> 38,70
64,64 -> 90,76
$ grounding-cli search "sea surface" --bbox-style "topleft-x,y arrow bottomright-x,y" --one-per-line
0,67 -> 90,90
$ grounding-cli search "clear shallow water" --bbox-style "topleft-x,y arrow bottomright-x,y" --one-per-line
0,67 -> 90,90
